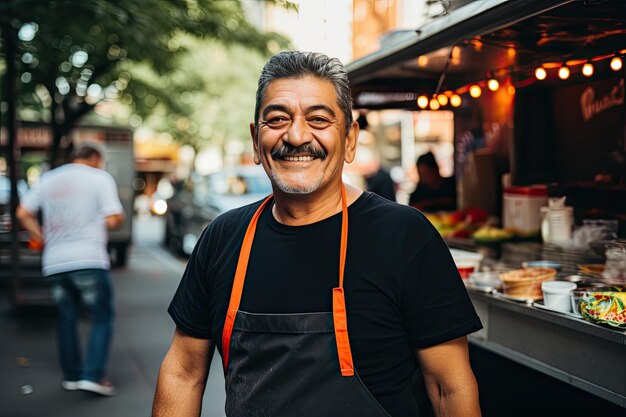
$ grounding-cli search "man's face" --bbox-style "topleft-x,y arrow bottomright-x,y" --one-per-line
250,75 -> 358,195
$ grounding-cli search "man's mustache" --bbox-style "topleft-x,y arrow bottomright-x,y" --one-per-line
271,144 -> 327,160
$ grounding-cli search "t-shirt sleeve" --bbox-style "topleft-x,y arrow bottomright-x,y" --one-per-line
168,227 -> 214,339
402,234 -> 482,348
98,173 -> 123,216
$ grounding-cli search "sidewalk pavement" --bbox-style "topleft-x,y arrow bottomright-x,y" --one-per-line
0,216 -> 226,417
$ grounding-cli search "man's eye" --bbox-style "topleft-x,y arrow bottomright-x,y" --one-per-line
309,117 -> 331,127
266,117 -> 290,128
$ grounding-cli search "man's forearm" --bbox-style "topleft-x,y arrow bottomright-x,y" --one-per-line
16,207 -> 43,243
152,363 -> 207,416
153,329 -> 212,417
426,377 -> 481,417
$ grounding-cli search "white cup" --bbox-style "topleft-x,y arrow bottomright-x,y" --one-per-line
542,281 -> 576,312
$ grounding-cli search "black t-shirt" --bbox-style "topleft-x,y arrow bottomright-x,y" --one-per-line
168,192 -> 482,417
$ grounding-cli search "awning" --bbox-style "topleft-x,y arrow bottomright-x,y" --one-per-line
346,0 -> 626,109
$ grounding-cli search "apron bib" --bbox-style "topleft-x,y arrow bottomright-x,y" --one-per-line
221,185 -> 392,417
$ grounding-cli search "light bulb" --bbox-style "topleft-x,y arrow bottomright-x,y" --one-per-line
558,66 -> 570,80
437,94 -> 448,106
429,98 -> 440,110
610,56 -> 623,71
582,62 -> 594,77
417,95 -> 429,109
450,94 -> 462,107
487,79 -> 499,91
469,85 -> 482,98
535,67 -> 547,80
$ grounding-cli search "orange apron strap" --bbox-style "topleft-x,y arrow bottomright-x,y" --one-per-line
222,195 -> 273,371
333,184 -> 354,376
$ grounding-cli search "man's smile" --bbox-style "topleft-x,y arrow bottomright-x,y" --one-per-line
282,155 -> 316,162
270,144 -> 327,161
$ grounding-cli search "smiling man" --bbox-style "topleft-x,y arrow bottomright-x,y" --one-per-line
153,51 -> 482,417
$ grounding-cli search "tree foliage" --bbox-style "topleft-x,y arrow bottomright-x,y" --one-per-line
0,0 -> 291,165
134,37 -> 270,152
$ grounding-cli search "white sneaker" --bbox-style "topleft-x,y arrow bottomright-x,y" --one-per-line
76,379 -> 117,396
61,380 -> 78,391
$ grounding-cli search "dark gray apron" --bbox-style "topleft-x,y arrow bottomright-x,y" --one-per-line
221,185 -> 392,417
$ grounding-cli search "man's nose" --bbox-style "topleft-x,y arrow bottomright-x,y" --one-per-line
284,116 -> 311,146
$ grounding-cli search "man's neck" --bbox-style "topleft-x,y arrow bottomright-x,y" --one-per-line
271,184 -> 362,226
72,158 -> 100,169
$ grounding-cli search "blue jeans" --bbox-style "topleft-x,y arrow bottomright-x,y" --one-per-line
50,269 -> 114,382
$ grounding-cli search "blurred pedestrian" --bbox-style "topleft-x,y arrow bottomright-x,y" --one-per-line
153,51 -> 481,417
356,113 -> 396,202
17,142 -> 124,396
409,151 -> 457,212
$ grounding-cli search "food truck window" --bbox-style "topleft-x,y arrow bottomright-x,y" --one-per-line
513,75 -> 625,234
513,76 -> 625,185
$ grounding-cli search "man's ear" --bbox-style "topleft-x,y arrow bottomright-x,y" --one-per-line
90,154 -> 104,169
343,120 -> 359,164
250,122 -> 261,165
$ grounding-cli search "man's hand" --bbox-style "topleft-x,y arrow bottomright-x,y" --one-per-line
415,336 -> 481,417
16,206 -> 44,244
152,328 -> 213,417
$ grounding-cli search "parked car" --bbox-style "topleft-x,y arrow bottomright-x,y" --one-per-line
164,166 -> 272,256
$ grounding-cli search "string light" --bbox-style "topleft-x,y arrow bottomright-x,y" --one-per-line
469,85 -> 482,98
610,56 -> 623,71
417,95 -> 429,109
416,52 -> 617,110
582,62 -> 594,77
535,67 -> 547,80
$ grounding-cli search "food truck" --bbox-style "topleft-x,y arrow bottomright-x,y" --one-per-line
346,0 -> 625,413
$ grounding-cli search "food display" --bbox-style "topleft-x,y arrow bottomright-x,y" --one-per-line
472,226 -> 513,243
578,264 -> 606,275
578,287 -> 626,329
426,207 -> 488,238
467,271 -> 502,291
522,260 -> 562,271
427,207 -> 536,244
449,248 -> 484,279
499,267 -> 557,300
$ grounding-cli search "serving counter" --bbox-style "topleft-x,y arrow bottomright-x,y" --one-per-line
468,289 -> 625,407
447,240 -> 626,408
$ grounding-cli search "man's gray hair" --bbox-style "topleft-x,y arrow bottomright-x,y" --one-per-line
254,51 -> 354,134
72,141 -> 105,161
